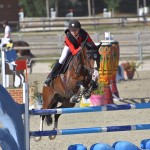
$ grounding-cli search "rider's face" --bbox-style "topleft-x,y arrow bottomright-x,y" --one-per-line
70,28 -> 80,37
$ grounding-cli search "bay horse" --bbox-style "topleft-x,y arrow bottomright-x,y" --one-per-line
13,41 -> 35,73
37,43 -> 99,140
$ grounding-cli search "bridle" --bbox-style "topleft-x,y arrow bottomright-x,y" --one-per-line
71,45 -> 96,78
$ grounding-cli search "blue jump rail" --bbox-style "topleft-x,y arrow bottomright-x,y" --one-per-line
29,103 -> 150,115
30,124 -> 150,137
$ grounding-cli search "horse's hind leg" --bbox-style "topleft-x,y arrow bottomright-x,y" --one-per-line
34,115 -> 45,141
45,115 -> 53,126
54,100 -> 75,129
49,100 -> 75,140
45,101 -> 58,126
49,114 -> 61,140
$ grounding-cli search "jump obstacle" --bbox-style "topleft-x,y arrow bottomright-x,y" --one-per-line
30,124 -> 150,137
30,103 -> 150,115
0,83 -> 150,150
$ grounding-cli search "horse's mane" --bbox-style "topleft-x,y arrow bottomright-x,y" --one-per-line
63,46 -> 93,89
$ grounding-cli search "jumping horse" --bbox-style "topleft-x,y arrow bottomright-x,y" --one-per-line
37,42 -> 100,140
13,41 -> 35,74
4,40 -> 35,87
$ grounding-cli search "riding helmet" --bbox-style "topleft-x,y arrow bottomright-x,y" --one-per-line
69,20 -> 81,29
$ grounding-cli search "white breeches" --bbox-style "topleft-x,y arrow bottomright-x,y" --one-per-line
59,46 -> 70,64
0,38 -> 10,48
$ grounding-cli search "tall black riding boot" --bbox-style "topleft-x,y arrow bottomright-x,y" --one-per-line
44,62 -> 62,86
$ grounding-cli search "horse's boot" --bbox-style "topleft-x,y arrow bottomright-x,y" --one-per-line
44,62 -> 62,86
90,80 -> 98,90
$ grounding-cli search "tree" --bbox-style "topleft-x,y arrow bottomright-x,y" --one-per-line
19,0 -> 46,17
103,0 -> 121,12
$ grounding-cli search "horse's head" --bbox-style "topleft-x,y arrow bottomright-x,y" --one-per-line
79,42 -> 99,72
69,43 -> 99,83
85,43 -> 100,67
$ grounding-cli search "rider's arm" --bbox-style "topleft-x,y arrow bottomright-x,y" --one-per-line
65,36 -> 80,55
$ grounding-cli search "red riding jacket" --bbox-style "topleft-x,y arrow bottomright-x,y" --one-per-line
65,29 -> 96,55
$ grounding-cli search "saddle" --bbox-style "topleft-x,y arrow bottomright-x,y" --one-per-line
49,52 -> 73,80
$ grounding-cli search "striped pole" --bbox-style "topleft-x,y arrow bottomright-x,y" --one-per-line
30,124 -> 150,137
30,103 -> 150,115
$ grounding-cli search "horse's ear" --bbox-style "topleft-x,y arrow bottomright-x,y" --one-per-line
96,42 -> 102,50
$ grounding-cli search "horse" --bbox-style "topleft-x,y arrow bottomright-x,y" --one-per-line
37,42 -> 100,141
13,41 -> 35,73
3,40 -> 35,87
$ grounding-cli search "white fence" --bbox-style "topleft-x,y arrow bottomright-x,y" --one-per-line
10,31 -> 150,63
1,31 -> 150,74
19,16 -> 150,32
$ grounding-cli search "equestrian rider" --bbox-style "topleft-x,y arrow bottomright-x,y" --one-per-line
44,20 -> 97,86
2,20 -> 11,38
0,20 -> 11,48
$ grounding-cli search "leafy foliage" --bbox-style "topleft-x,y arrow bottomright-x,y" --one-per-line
93,82 -> 105,95
19,0 -> 46,17
31,81 -> 43,103
121,60 -> 142,78
103,0 -> 121,12
121,61 -> 141,72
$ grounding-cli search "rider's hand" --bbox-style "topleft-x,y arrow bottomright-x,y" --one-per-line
73,47 -> 81,55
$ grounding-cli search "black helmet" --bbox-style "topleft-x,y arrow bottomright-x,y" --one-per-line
69,20 -> 81,29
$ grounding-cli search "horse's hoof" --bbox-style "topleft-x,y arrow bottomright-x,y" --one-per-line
47,122 -> 52,126
49,135 -> 56,140
83,91 -> 91,99
34,136 -> 42,142
70,95 -> 80,103
45,120 -> 52,126
45,116 -> 53,126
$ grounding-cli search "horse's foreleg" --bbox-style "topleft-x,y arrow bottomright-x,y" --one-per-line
34,115 -> 45,142
78,84 -> 85,98
70,84 -> 85,103
54,114 -> 60,129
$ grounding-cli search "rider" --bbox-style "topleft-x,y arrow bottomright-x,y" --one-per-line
2,20 -> 11,38
0,20 -> 11,48
44,19 -> 97,86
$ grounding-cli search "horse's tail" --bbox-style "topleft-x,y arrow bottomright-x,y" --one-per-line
13,40 -> 36,58
25,51 -> 36,58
